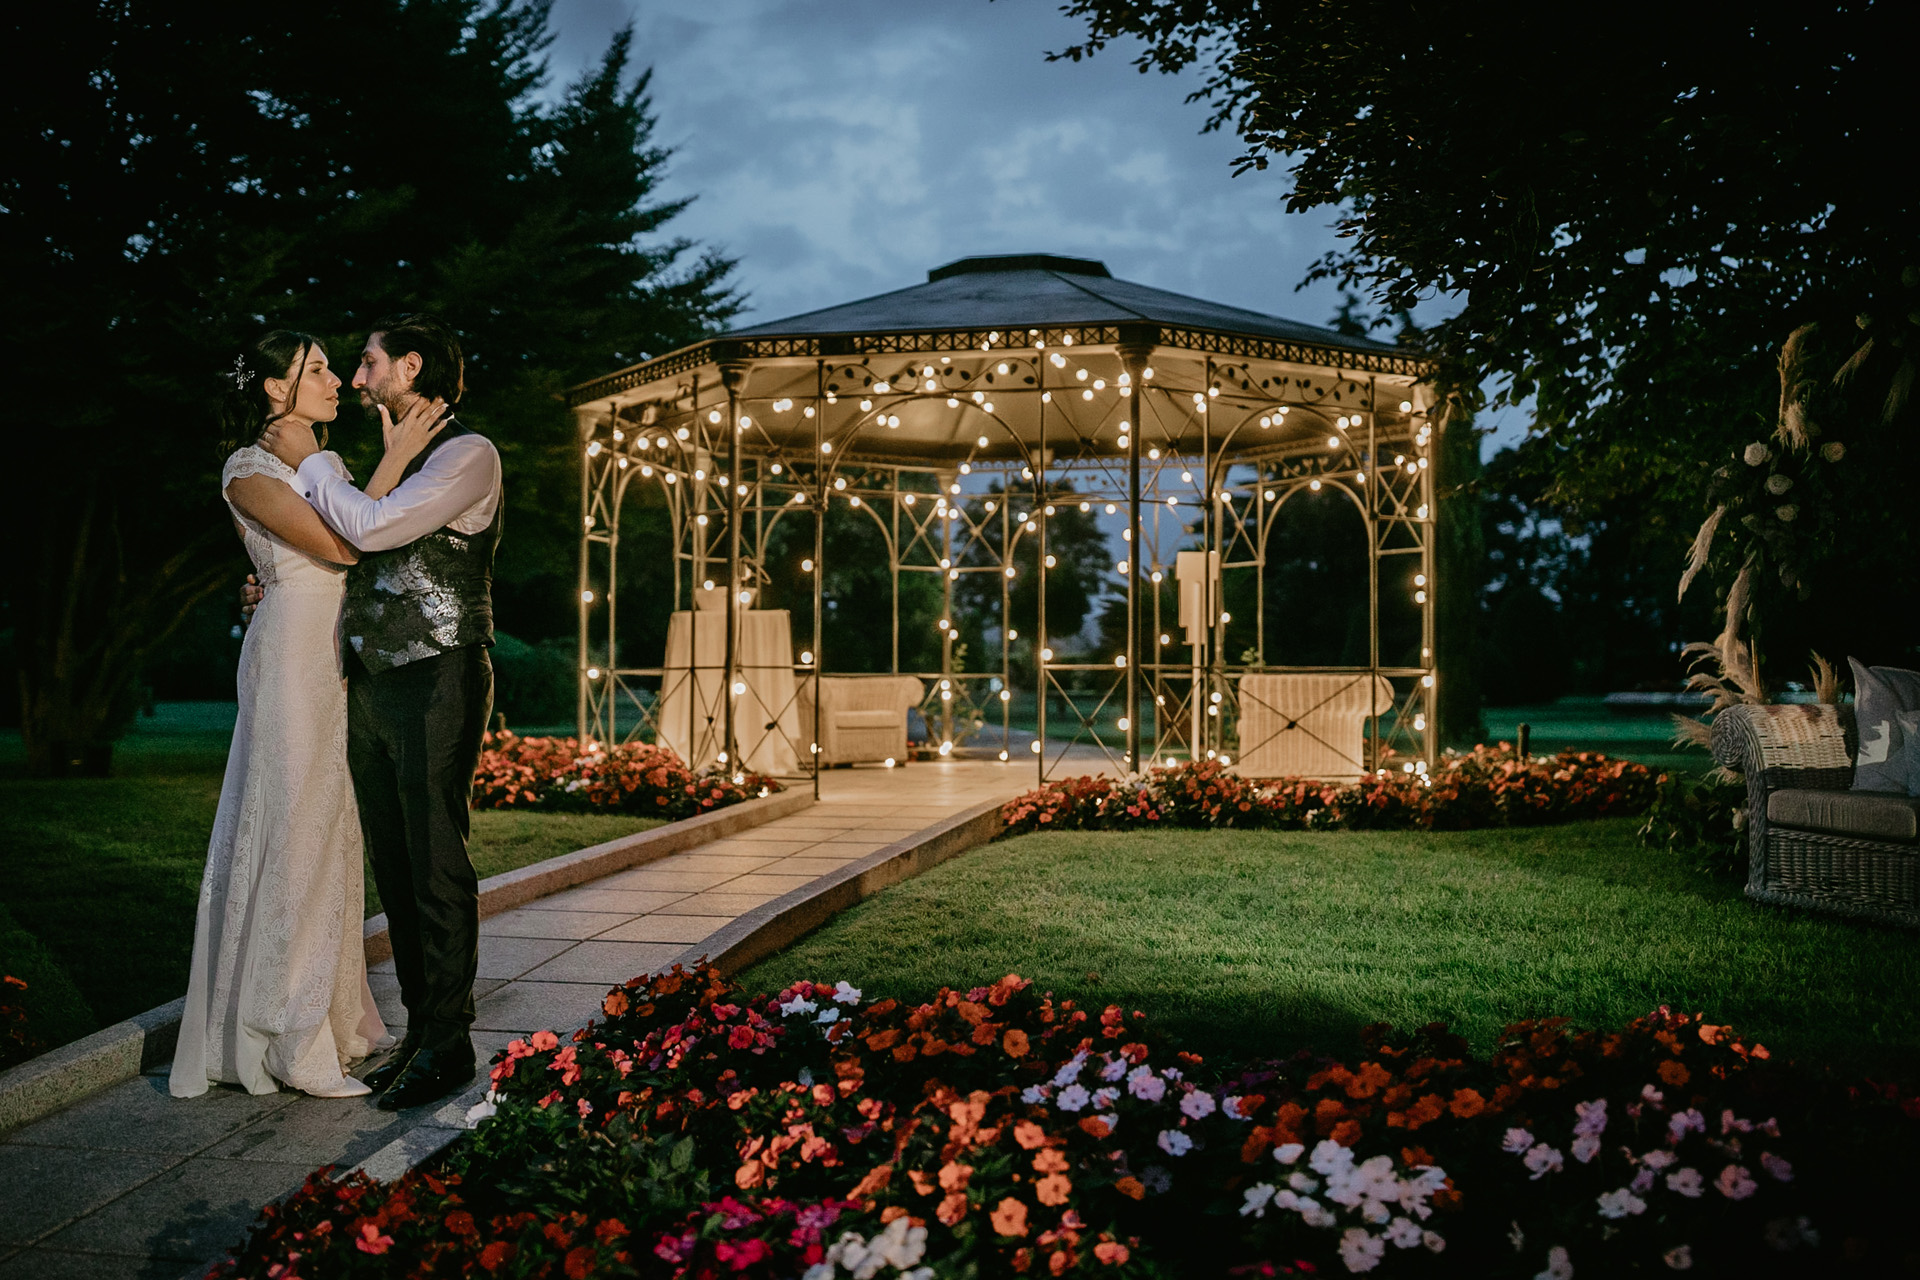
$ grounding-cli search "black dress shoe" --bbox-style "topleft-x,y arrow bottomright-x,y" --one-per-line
359,1041 -> 416,1094
374,1043 -> 476,1112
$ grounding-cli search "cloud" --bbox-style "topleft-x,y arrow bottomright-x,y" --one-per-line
543,0 -> 1361,327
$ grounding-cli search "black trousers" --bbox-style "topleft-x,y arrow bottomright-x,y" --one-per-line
346,645 -> 493,1052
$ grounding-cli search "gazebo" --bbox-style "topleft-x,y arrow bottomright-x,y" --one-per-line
564,254 -> 1438,794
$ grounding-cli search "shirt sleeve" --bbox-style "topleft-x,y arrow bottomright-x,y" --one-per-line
296,435 -> 499,553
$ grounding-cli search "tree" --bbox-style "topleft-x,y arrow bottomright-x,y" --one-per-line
1054,1 -> 1918,680
0,0 -> 736,774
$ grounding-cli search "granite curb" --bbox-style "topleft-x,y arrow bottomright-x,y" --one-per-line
342,796 -> 1007,1185
0,788 -> 812,1138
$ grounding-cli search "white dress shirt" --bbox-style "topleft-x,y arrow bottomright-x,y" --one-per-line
296,429 -> 502,552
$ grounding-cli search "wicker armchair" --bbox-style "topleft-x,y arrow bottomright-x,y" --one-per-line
1711,703 -> 1919,928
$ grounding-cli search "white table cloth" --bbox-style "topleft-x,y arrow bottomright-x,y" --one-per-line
657,609 -> 799,776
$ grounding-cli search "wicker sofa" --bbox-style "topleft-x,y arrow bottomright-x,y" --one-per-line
794,675 -> 926,766
1711,702 -> 1920,928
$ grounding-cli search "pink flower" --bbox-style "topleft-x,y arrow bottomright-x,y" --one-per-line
1571,1134 -> 1601,1164
354,1223 -> 393,1255
1760,1151 -> 1793,1182
1501,1127 -> 1535,1154
1180,1090 -> 1217,1120
1715,1165 -> 1758,1200
1667,1108 -> 1706,1142
1523,1144 -> 1564,1180
1665,1167 -> 1705,1198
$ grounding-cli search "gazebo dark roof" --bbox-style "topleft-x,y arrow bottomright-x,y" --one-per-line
729,253 -> 1397,353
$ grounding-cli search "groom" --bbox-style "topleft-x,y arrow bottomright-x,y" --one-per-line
263,313 -> 503,1111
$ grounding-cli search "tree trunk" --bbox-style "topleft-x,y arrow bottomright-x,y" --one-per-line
1433,396 -> 1486,747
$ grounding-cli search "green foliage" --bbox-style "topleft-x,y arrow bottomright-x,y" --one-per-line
0,904 -> 99,1066
0,1 -> 737,773
1638,770 -> 1748,879
490,631 -> 577,729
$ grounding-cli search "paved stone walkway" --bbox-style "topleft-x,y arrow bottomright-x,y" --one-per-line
0,758 -> 1042,1280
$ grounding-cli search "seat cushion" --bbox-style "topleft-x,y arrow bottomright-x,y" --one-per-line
1769,788 -> 1920,843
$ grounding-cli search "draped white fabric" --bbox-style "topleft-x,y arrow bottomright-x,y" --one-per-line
171,447 -> 387,1097
657,609 -> 799,776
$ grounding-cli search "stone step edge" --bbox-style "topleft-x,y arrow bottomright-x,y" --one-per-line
0,786 -> 814,1137
350,797 -> 1007,1183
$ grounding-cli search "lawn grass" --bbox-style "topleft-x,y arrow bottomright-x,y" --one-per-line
739,819 -> 1920,1080
0,703 -> 660,1045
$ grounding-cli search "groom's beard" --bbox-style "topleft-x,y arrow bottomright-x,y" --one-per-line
359,378 -> 409,418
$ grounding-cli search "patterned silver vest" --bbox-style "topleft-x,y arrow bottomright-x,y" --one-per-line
341,423 -> 501,674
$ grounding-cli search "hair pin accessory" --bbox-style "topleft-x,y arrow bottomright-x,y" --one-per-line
230,355 -> 250,389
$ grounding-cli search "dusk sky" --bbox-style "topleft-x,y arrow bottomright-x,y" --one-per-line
542,0 -> 1526,451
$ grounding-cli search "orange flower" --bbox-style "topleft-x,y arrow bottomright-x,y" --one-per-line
939,1162 -> 973,1192
1035,1173 -> 1073,1206
1013,1121 -> 1047,1150
479,1241 -> 516,1272
937,1192 -> 970,1225
1077,1115 -> 1113,1139
1114,1176 -> 1146,1201
734,1161 -> 764,1190
1448,1087 -> 1487,1119
1094,1241 -> 1131,1265
991,1197 -> 1030,1237
908,1169 -> 935,1196
1331,1119 -> 1362,1146
1032,1147 -> 1069,1174
1004,1028 -> 1031,1058
1657,1059 -> 1691,1087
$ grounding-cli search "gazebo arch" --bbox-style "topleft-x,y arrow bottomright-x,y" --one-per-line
564,254 -> 1438,793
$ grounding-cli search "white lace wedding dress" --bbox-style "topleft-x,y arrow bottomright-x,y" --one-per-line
171,446 -> 388,1098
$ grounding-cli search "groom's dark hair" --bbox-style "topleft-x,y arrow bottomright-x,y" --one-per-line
370,312 -> 464,406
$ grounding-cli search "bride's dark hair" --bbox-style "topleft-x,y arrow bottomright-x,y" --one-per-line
218,329 -> 329,453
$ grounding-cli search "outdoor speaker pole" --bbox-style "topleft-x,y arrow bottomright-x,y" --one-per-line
721,358 -> 746,773
1119,328 -> 1153,776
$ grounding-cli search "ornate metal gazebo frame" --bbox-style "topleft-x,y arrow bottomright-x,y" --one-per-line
565,261 -> 1437,796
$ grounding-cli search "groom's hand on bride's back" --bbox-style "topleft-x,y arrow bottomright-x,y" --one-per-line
239,573 -> 264,625
261,418 -> 319,469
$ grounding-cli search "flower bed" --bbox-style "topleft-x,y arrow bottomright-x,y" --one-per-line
216,965 -> 1918,1278
471,732 -> 780,819
1000,749 -> 1659,837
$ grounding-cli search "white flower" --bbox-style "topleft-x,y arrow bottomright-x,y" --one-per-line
1572,1134 -> 1602,1164
1020,1084 -> 1051,1105
1776,504 -> 1799,522
1385,1217 -> 1423,1249
1241,1183 -> 1276,1218
1099,1056 -> 1128,1082
803,1265 -> 833,1280
1273,1142 -> 1307,1165
1765,473 -> 1793,495
1298,1197 -> 1337,1229
1224,1095 -> 1255,1120
1744,441 -> 1771,466
1715,1164 -> 1758,1200
1663,1244 -> 1693,1270
1524,1144 -> 1565,1180
816,1006 -> 841,1024
1091,1086 -> 1119,1110
1180,1090 -> 1217,1120
1573,1098 -> 1608,1136
1502,1127 -> 1536,1154
1126,1065 -> 1166,1102
832,980 -> 862,1004
1157,1128 -> 1193,1157
1053,1052 -> 1089,1087
1630,1168 -> 1655,1193
1056,1083 -> 1091,1112
1338,1228 -> 1386,1273
1288,1171 -> 1320,1194
1760,1151 -> 1793,1182
1642,1149 -> 1678,1171
1666,1167 -> 1705,1198
779,996 -> 819,1017
1641,1084 -> 1665,1106
1310,1139 -> 1357,1177
1535,1245 -> 1574,1279
1423,1230 -> 1446,1253
1596,1188 -> 1646,1219
464,1096 -> 497,1127
1822,441 -> 1846,462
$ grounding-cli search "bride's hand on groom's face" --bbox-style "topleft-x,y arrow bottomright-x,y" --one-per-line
261,418 -> 318,468
380,397 -> 450,465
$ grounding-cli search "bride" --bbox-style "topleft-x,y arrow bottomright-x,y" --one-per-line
171,331 -> 446,1099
